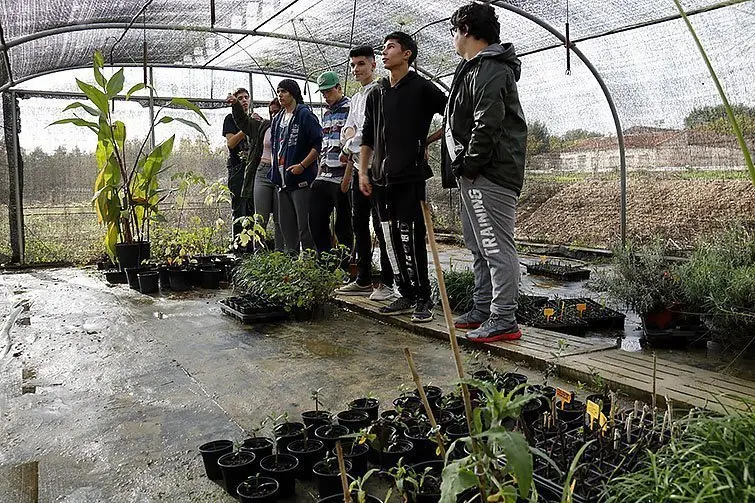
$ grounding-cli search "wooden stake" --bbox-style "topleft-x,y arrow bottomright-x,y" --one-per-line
652,352 -> 657,411
404,348 -> 447,459
335,441 -> 351,503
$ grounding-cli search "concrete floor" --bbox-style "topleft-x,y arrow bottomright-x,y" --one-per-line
0,268 -> 570,502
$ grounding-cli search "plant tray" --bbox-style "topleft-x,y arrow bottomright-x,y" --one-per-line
218,296 -> 288,323
563,298 -> 626,330
518,300 -> 590,336
525,262 -> 590,281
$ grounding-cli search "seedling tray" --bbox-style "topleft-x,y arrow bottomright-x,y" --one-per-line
563,298 -> 626,330
526,262 -> 590,281
219,296 -> 288,323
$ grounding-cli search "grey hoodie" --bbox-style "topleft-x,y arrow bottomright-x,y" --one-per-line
441,43 -> 527,195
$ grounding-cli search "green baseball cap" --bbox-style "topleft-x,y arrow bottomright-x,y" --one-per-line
317,71 -> 340,92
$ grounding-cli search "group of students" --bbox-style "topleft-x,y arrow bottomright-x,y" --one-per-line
224,3 -> 528,343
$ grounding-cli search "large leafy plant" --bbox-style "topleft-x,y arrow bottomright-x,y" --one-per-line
51,51 -> 209,260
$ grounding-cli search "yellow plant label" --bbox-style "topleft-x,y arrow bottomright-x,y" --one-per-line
543,308 -> 555,321
556,387 -> 572,405
586,400 -> 600,422
576,303 -> 586,318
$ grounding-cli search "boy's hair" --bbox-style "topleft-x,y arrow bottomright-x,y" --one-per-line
268,98 -> 281,108
383,31 -> 418,65
450,3 -> 501,45
233,87 -> 250,97
349,45 -> 375,59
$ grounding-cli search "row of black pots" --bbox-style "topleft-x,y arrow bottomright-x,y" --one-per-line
110,266 -> 225,292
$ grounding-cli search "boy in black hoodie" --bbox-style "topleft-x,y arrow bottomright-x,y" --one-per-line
359,32 -> 447,323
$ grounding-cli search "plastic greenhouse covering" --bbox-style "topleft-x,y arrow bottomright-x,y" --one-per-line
0,0 -> 754,263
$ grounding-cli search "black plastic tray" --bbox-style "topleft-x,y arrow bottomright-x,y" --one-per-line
218,298 -> 288,323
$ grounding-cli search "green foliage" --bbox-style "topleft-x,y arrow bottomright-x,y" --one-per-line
51,50 -> 209,260
677,223 -> 755,351
440,379 -> 537,502
526,120 -> 550,156
593,238 -> 684,315
602,409 -> 755,503
441,268 -> 475,314
549,129 -> 603,152
232,249 -> 347,312
684,104 -> 755,135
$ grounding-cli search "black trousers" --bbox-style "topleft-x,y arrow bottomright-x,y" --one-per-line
352,177 -> 394,287
309,180 -> 353,254
374,181 -> 430,301
228,163 -> 250,237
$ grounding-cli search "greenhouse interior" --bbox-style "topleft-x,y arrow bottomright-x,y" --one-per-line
1,0 -> 754,501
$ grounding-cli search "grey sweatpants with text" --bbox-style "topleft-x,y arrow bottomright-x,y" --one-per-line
459,174 -> 520,323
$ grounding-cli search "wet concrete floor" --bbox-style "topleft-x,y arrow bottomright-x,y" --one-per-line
0,267 -> 573,502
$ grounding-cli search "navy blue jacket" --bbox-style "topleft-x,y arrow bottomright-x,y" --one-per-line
269,104 -> 323,191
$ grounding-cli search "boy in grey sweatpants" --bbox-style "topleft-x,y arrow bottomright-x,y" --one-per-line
442,2 -> 528,342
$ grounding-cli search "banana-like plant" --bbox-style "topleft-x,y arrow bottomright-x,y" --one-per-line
51,51 -> 209,260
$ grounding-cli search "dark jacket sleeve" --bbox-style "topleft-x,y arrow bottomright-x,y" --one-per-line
426,81 -> 448,117
231,102 -> 258,139
361,91 -> 375,149
463,62 -> 507,179
303,109 -> 323,153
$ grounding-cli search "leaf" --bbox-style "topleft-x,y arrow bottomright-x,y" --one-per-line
158,116 -> 174,124
440,458 -> 479,503
93,51 -> 106,88
475,428 -> 533,498
126,83 -> 146,100
170,97 -> 210,124
63,101 -> 101,117
49,117 -> 99,133
94,50 -> 105,69
112,121 -> 126,154
105,221 -> 119,261
171,117 -> 208,141
106,68 -> 125,97
76,79 -> 110,115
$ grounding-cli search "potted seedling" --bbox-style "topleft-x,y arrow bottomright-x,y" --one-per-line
240,417 -> 274,472
336,409 -> 371,433
286,427 -> 326,481
260,418 -> 300,499
303,387 -> 333,431
314,423 -> 350,452
236,474 -> 280,503
217,450 -> 257,497
335,429 -> 373,477
316,468 -> 386,503
313,455 -> 354,497
348,393 -> 380,422
271,413 -> 305,454
197,439 -> 233,482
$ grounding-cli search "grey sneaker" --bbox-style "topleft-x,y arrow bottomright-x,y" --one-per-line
369,284 -> 398,301
379,296 -> 415,315
336,281 -> 373,296
454,308 -> 490,329
466,313 -> 522,343
411,299 -> 434,323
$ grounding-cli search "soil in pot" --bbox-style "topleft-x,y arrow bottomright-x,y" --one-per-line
331,441 -> 369,477
302,410 -> 332,432
409,460 -> 443,503
413,386 -> 443,407
138,271 -> 159,294
404,424 -> 441,463
335,409 -> 370,432
437,395 -> 465,417
273,422 -> 306,454
393,395 -> 423,415
381,438 -> 415,470
313,458 -> 352,497
348,397 -> 380,421
198,439 -> 233,481
200,267 -> 223,289
259,453 -> 299,498
239,437 -> 274,472
218,450 -> 256,497
237,475 -> 280,503
314,424 -> 349,452
286,438 -> 325,480
168,268 -> 192,291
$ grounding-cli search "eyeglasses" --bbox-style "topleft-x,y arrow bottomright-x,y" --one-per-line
449,26 -> 458,36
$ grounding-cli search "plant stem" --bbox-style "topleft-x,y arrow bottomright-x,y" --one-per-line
403,348 -> 447,459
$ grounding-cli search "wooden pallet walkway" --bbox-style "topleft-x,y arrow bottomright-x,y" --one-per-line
334,295 -> 755,412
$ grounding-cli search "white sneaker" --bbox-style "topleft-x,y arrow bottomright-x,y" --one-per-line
369,284 -> 398,301
336,281 -> 373,296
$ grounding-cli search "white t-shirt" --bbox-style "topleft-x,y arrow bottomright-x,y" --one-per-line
342,81 -> 379,161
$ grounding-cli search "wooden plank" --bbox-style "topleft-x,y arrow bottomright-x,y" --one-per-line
0,462 -> 38,503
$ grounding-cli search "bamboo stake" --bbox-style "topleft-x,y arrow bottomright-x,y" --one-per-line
420,200 -> 487,500
403,348 -> 447,459
652,352 -> 658,411
335,441 -> 352,503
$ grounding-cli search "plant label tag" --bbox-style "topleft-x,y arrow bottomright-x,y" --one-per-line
586,400 -> 601,425
556,387 -> 572,408
576,303 -> 586,318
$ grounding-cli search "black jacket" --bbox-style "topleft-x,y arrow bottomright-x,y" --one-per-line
231,101 -> 269,199
362,71 -> 447,186
441,43 -> 527,195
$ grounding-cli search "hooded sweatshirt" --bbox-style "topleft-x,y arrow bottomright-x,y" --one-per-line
441,43 -> 527,195
268,103 -> 323,191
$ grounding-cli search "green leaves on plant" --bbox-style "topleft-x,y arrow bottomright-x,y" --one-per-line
49,117 -> 99,133
76,78 -> 109,115
125,83 -> 146,100
475,428 -> 533,498
170,97 -> 210,125
93,50 -> 106,88
62,102 -> 101,117
106,68 -> 125,98
440,459 -> 478,503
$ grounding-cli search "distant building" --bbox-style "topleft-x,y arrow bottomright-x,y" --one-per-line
528,126 -> 754,172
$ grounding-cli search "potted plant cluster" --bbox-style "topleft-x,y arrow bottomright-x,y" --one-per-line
52,50 -> 209,271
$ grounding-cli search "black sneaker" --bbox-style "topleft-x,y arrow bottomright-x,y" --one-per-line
411,299 -> 434,323
378,296 -> 415,316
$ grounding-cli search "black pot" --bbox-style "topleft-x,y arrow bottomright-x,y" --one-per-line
125,266 -> 150,290
314,424 -> 349,452
218,451 -> 256,497
138,271 -> 159,294
198,439 -> 233,481
445,422 -> 470,460
115,241 -> 150,271
368,423 -> 398,465
381,438 -> 415,469
502,372 -> 529,393
104,270 -> 127,284
393,395 -> 423,414
414,386 -> 443,408
200,267 -> 223,289
332,441 -> 369,477
317,493 -> 382,503
435,409 -> 457,433
168,268 -> 192,291
239,437 -> 274,473
157,267 -> 171,290
404,425 -> 441,463
287,438 -> 325,480
556,400 -> 585,427
585,394 -> 612,415
237,476 -> 280,503
259,453 -> 299,498
273,422 -> 306,454
335,409 -> 370,433
348,397 -> 380,421
437,396 -> 465,417
521,396 -> 546,427
409,460 -> 443,503
313,458 -> 352,497
302,410 -> 332,432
